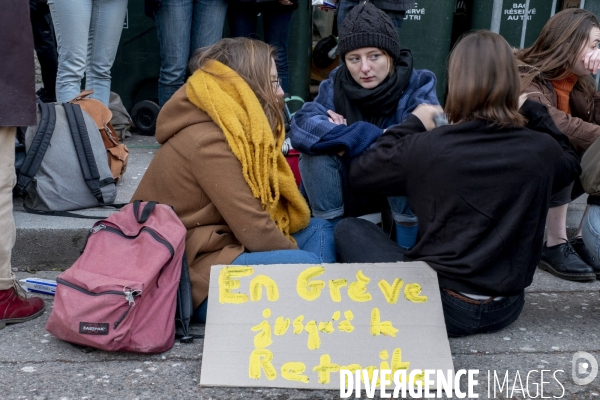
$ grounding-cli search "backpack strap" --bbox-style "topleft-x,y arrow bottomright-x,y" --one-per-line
132,200 -> 158,223
15,102 -> 56,195
63,102 -> 115,205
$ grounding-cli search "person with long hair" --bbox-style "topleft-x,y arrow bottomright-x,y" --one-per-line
333,31 -> 580,337
131,38 -> 336,322
515,8 -> 600,281
289,2 -> 438,249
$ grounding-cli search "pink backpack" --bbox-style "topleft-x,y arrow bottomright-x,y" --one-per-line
46,201 -> 187,353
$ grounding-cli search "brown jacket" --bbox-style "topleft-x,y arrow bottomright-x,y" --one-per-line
0,0 -> 37,126
131,86 -> 297,307
521,73 -> 600,152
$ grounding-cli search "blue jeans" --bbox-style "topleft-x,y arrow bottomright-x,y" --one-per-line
228,6 -> 294,93
334,218 -> 525,337
193,217 -> 335,322
48,0 -> 128,106
154,0 -> 228,106
582,204 -> 600,259
299,153 -> 417,223
337,0 -> 406,38
440,290 -> 525,337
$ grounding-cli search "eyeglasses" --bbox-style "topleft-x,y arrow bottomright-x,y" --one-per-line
271,77 -> 282,90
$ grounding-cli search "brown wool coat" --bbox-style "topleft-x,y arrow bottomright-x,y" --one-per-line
131,86 -> 297,308
521,75 -> 600,152
0,0 -> 37,127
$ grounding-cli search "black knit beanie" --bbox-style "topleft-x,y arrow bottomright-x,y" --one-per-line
337,2 -> 401,62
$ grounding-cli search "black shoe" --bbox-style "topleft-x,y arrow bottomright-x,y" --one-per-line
35,88 -> 56,103
570,237 -> 600,278
538,241 -> 596,281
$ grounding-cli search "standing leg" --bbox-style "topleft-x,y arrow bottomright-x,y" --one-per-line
262,8 -> 294,93
0,127 -> 45,328
336,0 -> 358,30
30,0 -> 58,102
86,0 -> 128,106
227,4 -> 258,38
154,0 -> 193,106
48,0 -> 93,102
386,10 -> 407,38
190,0 -> 228,52
0,128 -> 17,292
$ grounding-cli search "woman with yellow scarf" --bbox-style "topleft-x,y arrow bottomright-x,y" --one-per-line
131,38 -> 336,322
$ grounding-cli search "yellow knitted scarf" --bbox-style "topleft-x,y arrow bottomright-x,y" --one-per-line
186,60 -> 310,242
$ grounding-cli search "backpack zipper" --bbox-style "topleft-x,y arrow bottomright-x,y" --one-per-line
56,277 -> 142,330
82,224 -> 174,257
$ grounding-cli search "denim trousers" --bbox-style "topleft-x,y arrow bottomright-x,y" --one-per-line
193,217 -> 336,321
154,0 -> 228,105
334,218 -> 525,337
337,0 -> 406,37
582,204 -> 600,259
299,153 -> 417,224
228,5 -> 294,93
48,0 -> 128,106
30,0 -> 58,99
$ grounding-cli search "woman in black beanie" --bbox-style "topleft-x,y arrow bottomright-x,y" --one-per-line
289,2 -> 439,249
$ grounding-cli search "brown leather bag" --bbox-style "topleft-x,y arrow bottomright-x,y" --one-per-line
68,90 -> 129,182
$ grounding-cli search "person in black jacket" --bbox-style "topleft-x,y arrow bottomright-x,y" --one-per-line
334,31 -> 581,337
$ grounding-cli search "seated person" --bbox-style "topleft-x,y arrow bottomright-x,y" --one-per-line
131,38 -> 336,323
516,8 -> 600,281
334,31 -> 581,337
289,2 -> 438,249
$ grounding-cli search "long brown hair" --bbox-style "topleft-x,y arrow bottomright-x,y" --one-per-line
515,8 -> 600,107
445,30 -> 525,128
188,38 -> 284,137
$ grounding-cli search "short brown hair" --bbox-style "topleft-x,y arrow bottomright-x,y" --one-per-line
445,30 -> 525,128
188,38 -> 284,138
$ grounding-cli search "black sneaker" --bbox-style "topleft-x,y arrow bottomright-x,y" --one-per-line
570,237 -> 600,279
538,241 -> 596,281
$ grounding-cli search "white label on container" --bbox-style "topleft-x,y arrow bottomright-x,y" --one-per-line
404,2 -> 426,21
504,3 -> 537,21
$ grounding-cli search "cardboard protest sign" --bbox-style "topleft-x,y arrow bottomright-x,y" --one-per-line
200,262 -> 454,390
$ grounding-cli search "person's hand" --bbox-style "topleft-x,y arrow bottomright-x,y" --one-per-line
518,93 -> 528,109
411,104 -> 444,131
279,0 -> 294,5
327,110 -> 347,125
583,48 -> 600,74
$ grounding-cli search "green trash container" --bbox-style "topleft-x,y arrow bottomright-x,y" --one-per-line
398,0 -> 457,104
471,0 -> 556,48
110,0 -> 161,135
287,0 -> 312,113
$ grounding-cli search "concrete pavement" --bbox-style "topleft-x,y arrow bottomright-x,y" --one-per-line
4,133 -> 600,399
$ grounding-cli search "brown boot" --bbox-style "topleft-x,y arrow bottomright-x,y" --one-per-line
0,284 -> 46,329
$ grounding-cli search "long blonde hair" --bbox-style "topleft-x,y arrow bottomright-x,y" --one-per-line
189,38 -> 284,138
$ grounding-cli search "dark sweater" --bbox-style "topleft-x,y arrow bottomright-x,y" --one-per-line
349,100 -> 580,296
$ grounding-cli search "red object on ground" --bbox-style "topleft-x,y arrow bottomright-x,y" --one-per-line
285,149 -> 302,187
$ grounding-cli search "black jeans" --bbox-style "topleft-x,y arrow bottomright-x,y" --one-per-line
30,0 -> 58,100
334,218 -> 526,337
